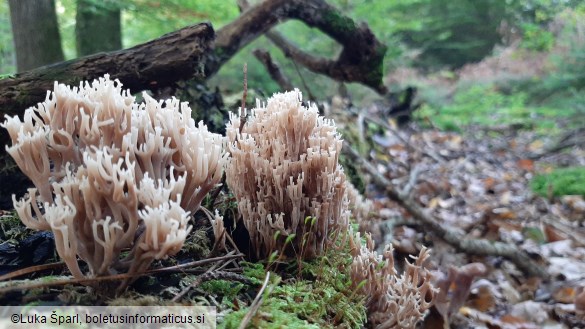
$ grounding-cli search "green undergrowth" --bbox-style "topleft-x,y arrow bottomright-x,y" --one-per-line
417,83 -> 580,133
531,167 -> 585,197
0,210 -> 30,242
219,239 -> 367,329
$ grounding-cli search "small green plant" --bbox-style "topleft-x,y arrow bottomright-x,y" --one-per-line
531,167 -> 585,197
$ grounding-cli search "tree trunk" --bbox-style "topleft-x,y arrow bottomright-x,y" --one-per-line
8,0 -> 64,72
0,2 -> 16,74
76,0 -> 122,56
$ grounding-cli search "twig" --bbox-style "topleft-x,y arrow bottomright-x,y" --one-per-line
401,164 -> 423,198
528,127 -> 585,160
541,216 -> 585,247
253,49 -> 294,91
0,253 -> 245,294
0,262 -> 65,282
342,144 -> 550,279
353,109 -> 446,164
239,63 -> 248,134
149,252 -> 244,274
209,64 -> 250,209
239,271 -> 272,329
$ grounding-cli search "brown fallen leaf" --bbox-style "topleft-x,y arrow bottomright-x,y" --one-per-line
468,284 -> 496,312
553,286 -> 577,304
543,224 -> 568,243
517,159 -> 534,172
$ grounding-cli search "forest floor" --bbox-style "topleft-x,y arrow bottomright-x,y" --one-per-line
356,118 -> 585,328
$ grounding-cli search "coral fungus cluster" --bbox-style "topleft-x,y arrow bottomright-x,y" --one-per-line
349,232 -> 436,328
3,76 -> 434,326
2,75 -> 225,281
225,89 -> 349,259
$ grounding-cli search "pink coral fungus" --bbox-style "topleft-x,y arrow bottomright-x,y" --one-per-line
225,89 -> 349,259
1,75 -> 225,284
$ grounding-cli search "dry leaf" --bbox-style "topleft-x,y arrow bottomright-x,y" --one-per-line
528,139 -> 544,153
510,300 -> 550,324
553,286 -> 577,304
543,224 -> 567,243
468,284 -> 497,311
517,159 -> 534,172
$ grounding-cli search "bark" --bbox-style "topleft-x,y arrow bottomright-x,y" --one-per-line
252,49 -> 294,91
76,0 -> 122,56
8,0 -> 64,72
0,22 -> 214,121
0,22 -> 214,155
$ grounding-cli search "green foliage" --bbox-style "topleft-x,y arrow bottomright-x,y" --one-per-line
418,83 -> 580,132
393,0 -> 507,69
519,23 -> 554,51
498,9 -> 585,123
0,1 -> 15,74
531,167 -> 585,197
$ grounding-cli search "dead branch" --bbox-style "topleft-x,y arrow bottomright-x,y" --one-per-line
253,49 -> 294,91
0,253 -> 245,295
1,0 -> 388,150
0,23 -> 214,121
352,109 -> 446,164
528,127 -> 585,160
342,144 -> 550,279
220,0 -> 388,93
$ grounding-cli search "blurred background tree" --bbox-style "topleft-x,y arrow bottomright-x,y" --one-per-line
75,0 -> 121,56
8,0 -> 64,72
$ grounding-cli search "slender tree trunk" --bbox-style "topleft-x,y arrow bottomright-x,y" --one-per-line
0,2 -> 16,73
76,0 -> 122,56
8,0 -> 64,72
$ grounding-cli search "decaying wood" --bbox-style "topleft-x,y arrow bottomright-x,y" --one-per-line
342,144 -> 550,279
0,22 -> 214,121
253,49 -> 294,91
232,0 -> 387,94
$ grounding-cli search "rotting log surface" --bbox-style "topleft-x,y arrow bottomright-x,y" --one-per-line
0,22 -> 214,121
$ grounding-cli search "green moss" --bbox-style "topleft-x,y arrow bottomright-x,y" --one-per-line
180,227 -> 211,258
531,167 -> 585,197
417,83 -> 579,133
220,240 -> 367,329
0,211 -> 30,243
200,279 -> 245,305
323,9 -> 355,34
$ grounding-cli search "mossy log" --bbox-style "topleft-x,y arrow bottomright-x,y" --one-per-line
0,23 -> 214,122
